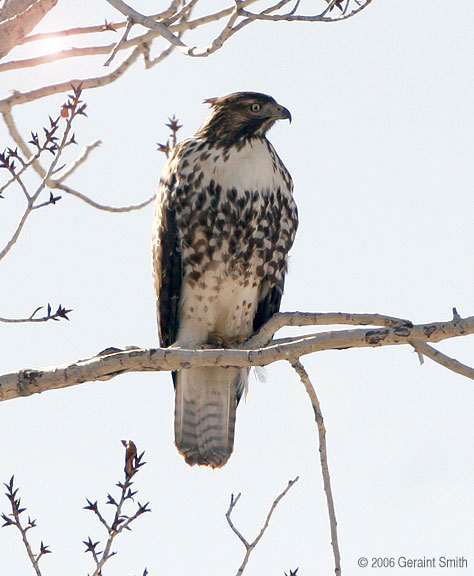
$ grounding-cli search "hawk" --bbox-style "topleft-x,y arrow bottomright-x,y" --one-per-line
152,92 -> 298,468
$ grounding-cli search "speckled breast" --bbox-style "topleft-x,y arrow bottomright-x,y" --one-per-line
168,137 -> 298,289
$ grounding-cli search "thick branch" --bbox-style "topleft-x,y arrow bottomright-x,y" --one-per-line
1,312 -> 473,402
0,0 -> 58,59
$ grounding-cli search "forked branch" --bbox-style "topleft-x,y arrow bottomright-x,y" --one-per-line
226,477 -> 299,575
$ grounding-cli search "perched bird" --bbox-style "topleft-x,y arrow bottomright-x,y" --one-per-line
152,92 -> 298,468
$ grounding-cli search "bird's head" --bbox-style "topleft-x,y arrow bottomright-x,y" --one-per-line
197,92 -> 291,145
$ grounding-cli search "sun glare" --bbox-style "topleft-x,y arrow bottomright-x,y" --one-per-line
38,37 -> 66,57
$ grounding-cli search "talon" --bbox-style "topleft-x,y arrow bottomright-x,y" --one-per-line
207,331 -> 247,348
229,335 -> 247,345
208,331 -> 232,348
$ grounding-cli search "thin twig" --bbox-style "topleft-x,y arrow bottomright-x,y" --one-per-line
0,203 -> 31,262
0,303 -> 71,324
143,40 -> 176,69
2,107 -> 42,172
290,359 -> 341,575
52,139 -> 102,183
1,476 -> 51,576
0,149 -> 42,197
225,477 -> 299,576
53,183 -> 155,212
410,339 -> 474,381
83,441 -> 150,576
104,17 -> 133,67
185,7 -> 242,57
21,22 -> 122,43
239,0 -> 372,22
165,0 -> 199,25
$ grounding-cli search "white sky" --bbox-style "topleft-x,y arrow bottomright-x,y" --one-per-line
1,1 -> 474,575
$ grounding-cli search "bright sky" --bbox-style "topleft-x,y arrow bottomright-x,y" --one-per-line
1,1 -> 474,575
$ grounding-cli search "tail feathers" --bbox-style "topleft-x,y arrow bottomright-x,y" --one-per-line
174,367 -> 242,468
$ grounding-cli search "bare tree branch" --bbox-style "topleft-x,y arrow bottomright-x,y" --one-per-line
52,139 -> 102,182
83,440 -> 150,576
2,442 -> 149,575
52,183 -> 155,212
1,311 -> 473,402
410,339 -> 474,381
238,0 -> 372,23
1,475 -> 51,576
104,0 -> 187,49
0,86 -> 154,235
226,477 -> 299,576
0,2 -> 255,73
0,87 -> 87,263
0,45 -> 143,110
290,359 -> 340,576
16,1 -> 244,47
2,106 -> 41,170
250,311 -> 413,348
0,44 -> 128,73
104,17 -> 133,67
0,303 -> 71,324
20,21 -> 121,43
0,0 -> 373,77
185,6 -> 243,57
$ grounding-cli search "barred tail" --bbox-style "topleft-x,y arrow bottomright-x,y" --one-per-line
174,366 -> 242,468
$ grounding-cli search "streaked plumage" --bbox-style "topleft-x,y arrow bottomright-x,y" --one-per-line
152,92 -> 298,467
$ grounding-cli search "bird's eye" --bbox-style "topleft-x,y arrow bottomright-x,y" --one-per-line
250,103 -> 261,112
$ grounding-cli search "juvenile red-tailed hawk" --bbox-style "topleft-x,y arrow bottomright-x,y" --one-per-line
153,92 -> 298,468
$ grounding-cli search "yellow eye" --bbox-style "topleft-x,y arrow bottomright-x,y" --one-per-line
250,103 -> 261,112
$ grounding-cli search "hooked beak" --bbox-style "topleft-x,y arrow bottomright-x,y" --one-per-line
274,103 -> 292,123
